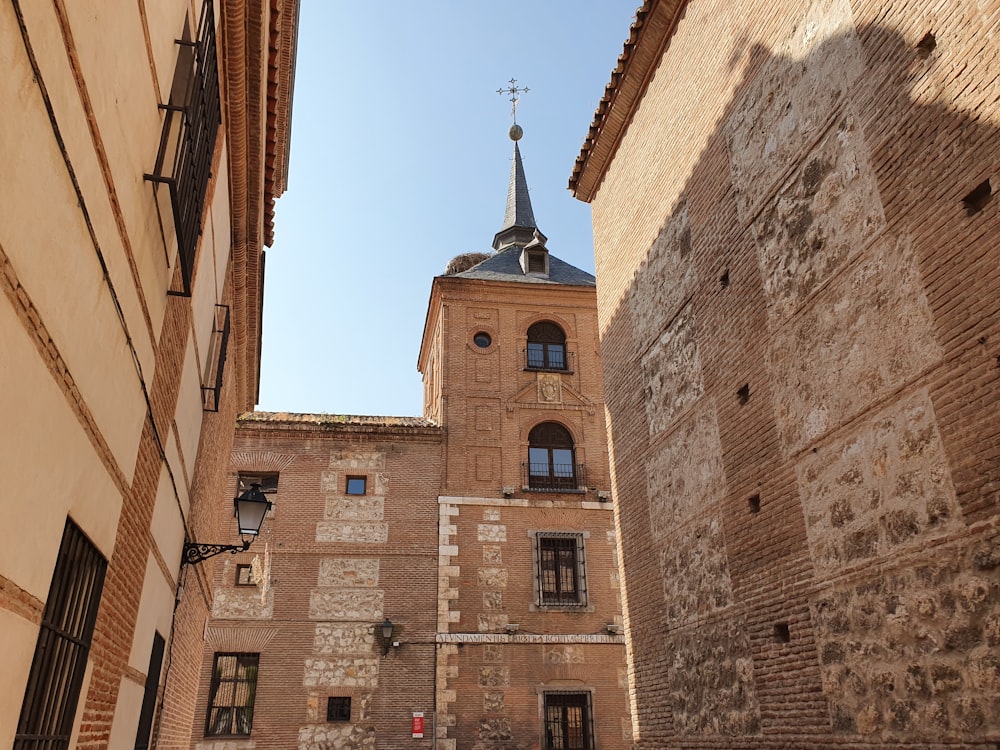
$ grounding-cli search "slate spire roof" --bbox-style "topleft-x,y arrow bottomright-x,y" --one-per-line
492,136 -> 541,251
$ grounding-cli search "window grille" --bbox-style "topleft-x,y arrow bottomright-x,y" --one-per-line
133,632 -> 165,750
543,692 -> 593,750
202,304 -> 230,411
144,0 -> 221,296
205,653 -> 259,736
526,322 -> 568,371
14,519 -> 107,750
327,696 -> 351,722
535,532 -> 588,607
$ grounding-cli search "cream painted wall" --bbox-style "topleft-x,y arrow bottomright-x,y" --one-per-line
151,466 -> 187,576
0,300 -> 122,597
1,3 -> 148,486
108,679 -> 146,750
0,611 -> 39,748
129,555 -> 176,673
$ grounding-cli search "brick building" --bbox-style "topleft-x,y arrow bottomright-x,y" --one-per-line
190,127 -> 631,750
0,1 -> 298,749
570,0 -> 1000,747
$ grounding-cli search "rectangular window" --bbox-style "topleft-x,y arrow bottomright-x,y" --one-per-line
205,653 -> 259,736
237,472 -> 279,495
14,519 -> 108,750
133,632 -> 166,750
327,696 -> 351,722
345,476 -> 367,495
235,564 -> 254,587
536,533 -> 587,607
544,692 -> 592,750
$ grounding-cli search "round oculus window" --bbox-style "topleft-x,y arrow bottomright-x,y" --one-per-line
473,332 -> 492,348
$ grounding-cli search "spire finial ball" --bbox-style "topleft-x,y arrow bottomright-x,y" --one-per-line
509,123 -> 523,142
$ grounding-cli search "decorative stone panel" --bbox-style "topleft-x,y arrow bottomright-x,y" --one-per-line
797,389 -> 961,574
484,692 -> 505,712
477,718 -> 512,747
646,401 -> 727,536
298,723 -> 375,750
812,550 -> 1000,739
478,567 -> 508,588
630,202 -> 694,346
316,521 -> 388,544
544,645 -> 585,663
483,508 -> 500,522
725,0 -> 864,221
752,114 -> 886,324
477,524 -> 506,542
211,588 -> 274,620
303,657 -> 379,688
478,614 -> 509,632
478,667 -> 510,688
659,517 -> 733,623
318,558 -> 379,588
769,235 -> 941,453
641,301 -> 704,435
483,591 -> 503,610
666,617 -> 761,735
375,472 -> 388,494
484,644 -> 504,663
324,496 -> 384,521
537,373 -> 562,404
309,589 -> 384,621
320,470 -> 339,492
329,450 -> 385,470
196,742 -> 256,750
482,545 -> 502,563
312,622 -> 374,655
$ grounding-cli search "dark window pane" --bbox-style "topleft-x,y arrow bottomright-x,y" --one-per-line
474,332 -> 492,348
327,696 -> 351,722
206,653 -> 259,736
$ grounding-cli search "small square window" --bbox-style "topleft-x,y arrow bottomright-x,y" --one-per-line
346,476 -> 367,495
235,564 -> 254,587
327,696 -> 351,722
535,533 -> 587,607
237,472 -> 279,495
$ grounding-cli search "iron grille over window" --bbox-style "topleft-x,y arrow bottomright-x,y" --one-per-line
205,653 -> 259,736
327,696 -> 351,722
535,533 -> 587,606
544,692 -> 593,750
526,321 -> 568,370
526,422 -> 583,491
202,304 -> 230,411
145,0 -> 221,297
14,519 -> 107,750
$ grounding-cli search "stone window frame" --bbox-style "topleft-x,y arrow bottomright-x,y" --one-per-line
529,531 -> 591,611
538,688 -> 595,750
205,653 -> 259,737
327,696 -> 351,722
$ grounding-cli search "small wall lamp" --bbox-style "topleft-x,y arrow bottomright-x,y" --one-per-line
182,483 -> 272,565
381,617 -> 400,655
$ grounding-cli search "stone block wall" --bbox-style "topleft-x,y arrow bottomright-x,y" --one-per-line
580,0 -> 1000,746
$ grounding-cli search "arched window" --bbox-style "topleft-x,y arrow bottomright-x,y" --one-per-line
526,322 -> 566,370
527,422 -> 577,490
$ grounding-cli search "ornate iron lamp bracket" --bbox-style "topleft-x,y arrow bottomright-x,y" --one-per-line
182,540 -> 250,565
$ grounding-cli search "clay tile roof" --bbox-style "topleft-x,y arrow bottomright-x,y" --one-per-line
569,0 -> 687,203
239,412 -> 440,429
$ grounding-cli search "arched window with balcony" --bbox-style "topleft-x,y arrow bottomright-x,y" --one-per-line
526,321 -> 567,370
526,422 -> 581,491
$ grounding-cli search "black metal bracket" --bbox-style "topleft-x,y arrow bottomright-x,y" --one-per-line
182,540 -> 250,565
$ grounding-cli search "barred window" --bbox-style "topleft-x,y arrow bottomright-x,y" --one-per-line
14,519 -> 107,750
205,653 -> 259,736
327,696 -> 351,722
535,532 -> 587,607
544,692 -> 593,750
527,422 -> 577,491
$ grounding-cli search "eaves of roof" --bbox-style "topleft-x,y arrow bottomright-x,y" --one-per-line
568,0 -> 688,203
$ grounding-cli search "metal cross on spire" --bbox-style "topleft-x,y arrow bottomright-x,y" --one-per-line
497,78 -> 529,124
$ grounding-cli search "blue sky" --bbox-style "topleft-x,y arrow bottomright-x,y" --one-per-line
257,2 -> 639,416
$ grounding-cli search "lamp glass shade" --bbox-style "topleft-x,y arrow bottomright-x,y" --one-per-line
381,618 -> 394,640
234,484 -> 271,536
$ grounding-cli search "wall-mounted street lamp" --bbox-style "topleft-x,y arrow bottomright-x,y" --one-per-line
381,617 -> 400,656
182,483 -> 272,565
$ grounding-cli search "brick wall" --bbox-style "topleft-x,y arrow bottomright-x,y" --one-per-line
580,0 -> 1000,747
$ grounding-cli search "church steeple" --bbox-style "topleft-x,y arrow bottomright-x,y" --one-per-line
492,80 -> 549,274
